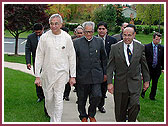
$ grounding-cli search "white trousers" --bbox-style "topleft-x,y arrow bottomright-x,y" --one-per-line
43,74 -> 67,122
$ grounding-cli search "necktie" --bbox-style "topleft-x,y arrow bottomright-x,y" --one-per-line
127,44 -> 132,63
152,45 -> 157,68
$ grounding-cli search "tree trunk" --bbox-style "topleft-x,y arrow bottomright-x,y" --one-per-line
14,35 -> 19,55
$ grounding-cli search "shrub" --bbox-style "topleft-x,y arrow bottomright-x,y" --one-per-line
136,26 -> 142,34
114,26 -> 120,33
155,27 -> 164,34
143,27 -> 150,34
65,23 -> 80,31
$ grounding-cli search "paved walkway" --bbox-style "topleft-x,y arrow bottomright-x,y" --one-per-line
4,61 -> 116,122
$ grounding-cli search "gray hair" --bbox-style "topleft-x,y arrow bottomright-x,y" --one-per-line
82,21 -> 95,31
75,25 -> 84,32
49,14 -> 63,23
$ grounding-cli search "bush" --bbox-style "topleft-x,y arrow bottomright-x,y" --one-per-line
143,27 -> 150,34
114,26 -> 120,33
136,26 -> 142,34
155,27 -> 164,34
65,23 -> 80,31
149,27 -> 154,33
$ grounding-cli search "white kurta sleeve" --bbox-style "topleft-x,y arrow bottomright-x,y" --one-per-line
67,36 -> 76,78
35,35 -> 45,77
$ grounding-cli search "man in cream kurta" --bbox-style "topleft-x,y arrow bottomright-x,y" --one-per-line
35,14 -> 76,122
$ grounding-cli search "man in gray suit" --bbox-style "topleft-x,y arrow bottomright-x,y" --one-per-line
107,27 -> 150,122
25,23 -> 44,102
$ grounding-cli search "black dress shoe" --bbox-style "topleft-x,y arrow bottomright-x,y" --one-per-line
99,107 -> 106,113
37,98 -> 43,103
149,97 -> 155,100
63,96 -> 70,101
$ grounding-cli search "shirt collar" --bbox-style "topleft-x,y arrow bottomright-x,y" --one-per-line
85,36 -> 93,41
152,41 -> 158,47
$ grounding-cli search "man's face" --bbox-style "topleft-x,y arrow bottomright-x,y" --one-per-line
84,25 -> 94,40
123,27 -> 135,44
50,17 -> 62,34
97,25 -> 107,38
76,29 -> 84,38
35,30 -> 43,36
153,35 -> 161,45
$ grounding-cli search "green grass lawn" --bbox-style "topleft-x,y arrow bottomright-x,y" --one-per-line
137,73 -> 164,122
4,68 -> 49,122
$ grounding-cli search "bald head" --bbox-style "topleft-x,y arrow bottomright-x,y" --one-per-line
122,27 -> 135,44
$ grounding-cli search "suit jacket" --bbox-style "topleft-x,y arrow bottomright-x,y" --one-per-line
73,36 -> 107,84
25,33 -> 39,66
96,35 -> 117,58
107,40 -> 150,93
112,33 -> 123,42
145,42 -> 164,74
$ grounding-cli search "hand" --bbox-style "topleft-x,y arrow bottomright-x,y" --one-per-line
143,81 -> 149,91
108,83 -> 114,94
27,64 -> 31,70
35,77 -> 42,87
162,70 -> 164,73
69,77 -> 76,86
104,75 -> 107,82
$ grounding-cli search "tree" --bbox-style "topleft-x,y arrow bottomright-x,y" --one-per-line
4,4 -> 49,55
136,4 -> 164,26
92,4 -> 116,31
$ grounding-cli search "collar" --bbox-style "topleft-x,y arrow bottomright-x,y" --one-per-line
85,36 -> 93,41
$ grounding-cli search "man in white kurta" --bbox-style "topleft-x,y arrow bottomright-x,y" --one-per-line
35,14 -> 76,122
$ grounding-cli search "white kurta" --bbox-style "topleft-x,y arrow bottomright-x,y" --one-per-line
35,29 -> 76,121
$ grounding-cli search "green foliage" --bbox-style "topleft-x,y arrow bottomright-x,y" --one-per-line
143,27 -> 150,35
114,26 -> 121,33
155,27 -> 164,34
136,4 -> 164,25
136,26 -> 142,34
93,4 -> 116,32
65,23 -> 80,31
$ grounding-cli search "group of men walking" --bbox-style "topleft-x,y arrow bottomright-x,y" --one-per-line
25,14 -> 164,122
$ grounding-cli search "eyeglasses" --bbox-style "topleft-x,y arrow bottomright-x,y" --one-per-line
76,32 -> 83,34
50,22 -> 60,26
84,30 -> 93,34
98,28 -> 106,30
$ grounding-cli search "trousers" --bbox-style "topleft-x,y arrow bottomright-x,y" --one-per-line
43,74 -> 67,122
77,83 -> 102,120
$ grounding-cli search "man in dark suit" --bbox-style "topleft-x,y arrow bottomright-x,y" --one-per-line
141,32 -> 164,100
96,21 -> 117,113
73,21 -> 107,122
112,22 -> 128,42
107,27 -> 150,122
25,23 -> 44,102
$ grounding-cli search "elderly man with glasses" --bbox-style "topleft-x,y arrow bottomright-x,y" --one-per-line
73,21 -> 107,122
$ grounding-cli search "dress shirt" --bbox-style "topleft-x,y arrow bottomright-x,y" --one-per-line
124,42 -> 133,66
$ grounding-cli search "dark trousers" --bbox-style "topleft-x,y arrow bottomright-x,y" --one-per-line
114,91 -> 140,122
63,82 -> 71,97
36,84 -> 44,99
98,81 -> 107,109
149,69 -> 161,98
77,83 -> 102,120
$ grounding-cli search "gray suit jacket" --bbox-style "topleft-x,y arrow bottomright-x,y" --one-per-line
74,36 -> 107,84
25,33 -> 39,66
107,40 -> 150,93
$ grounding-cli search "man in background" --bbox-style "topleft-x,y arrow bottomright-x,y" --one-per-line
141,32 -> 164,100
25,23 -> 44,103
96,21 -> 117,113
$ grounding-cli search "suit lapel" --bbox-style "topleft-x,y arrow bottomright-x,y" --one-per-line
130,41 -> 138,64
118,41 -> 127,64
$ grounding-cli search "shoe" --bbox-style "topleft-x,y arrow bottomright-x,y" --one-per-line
149,97 -> 155,100
81,117 -> 88,122
63,96 -> 70,101
73,89 -> 77,92
37,98 -> 42,103
89,116 -> 96,122
141,91 -> 145,98
98,107 -> 106,113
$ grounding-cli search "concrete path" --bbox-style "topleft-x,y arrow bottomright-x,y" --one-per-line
4,61 -> 116,122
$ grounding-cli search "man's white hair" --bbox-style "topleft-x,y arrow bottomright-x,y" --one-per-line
49,14 -> 63,23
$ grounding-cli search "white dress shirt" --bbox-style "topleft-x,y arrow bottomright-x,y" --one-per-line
124,41 -> 133,66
